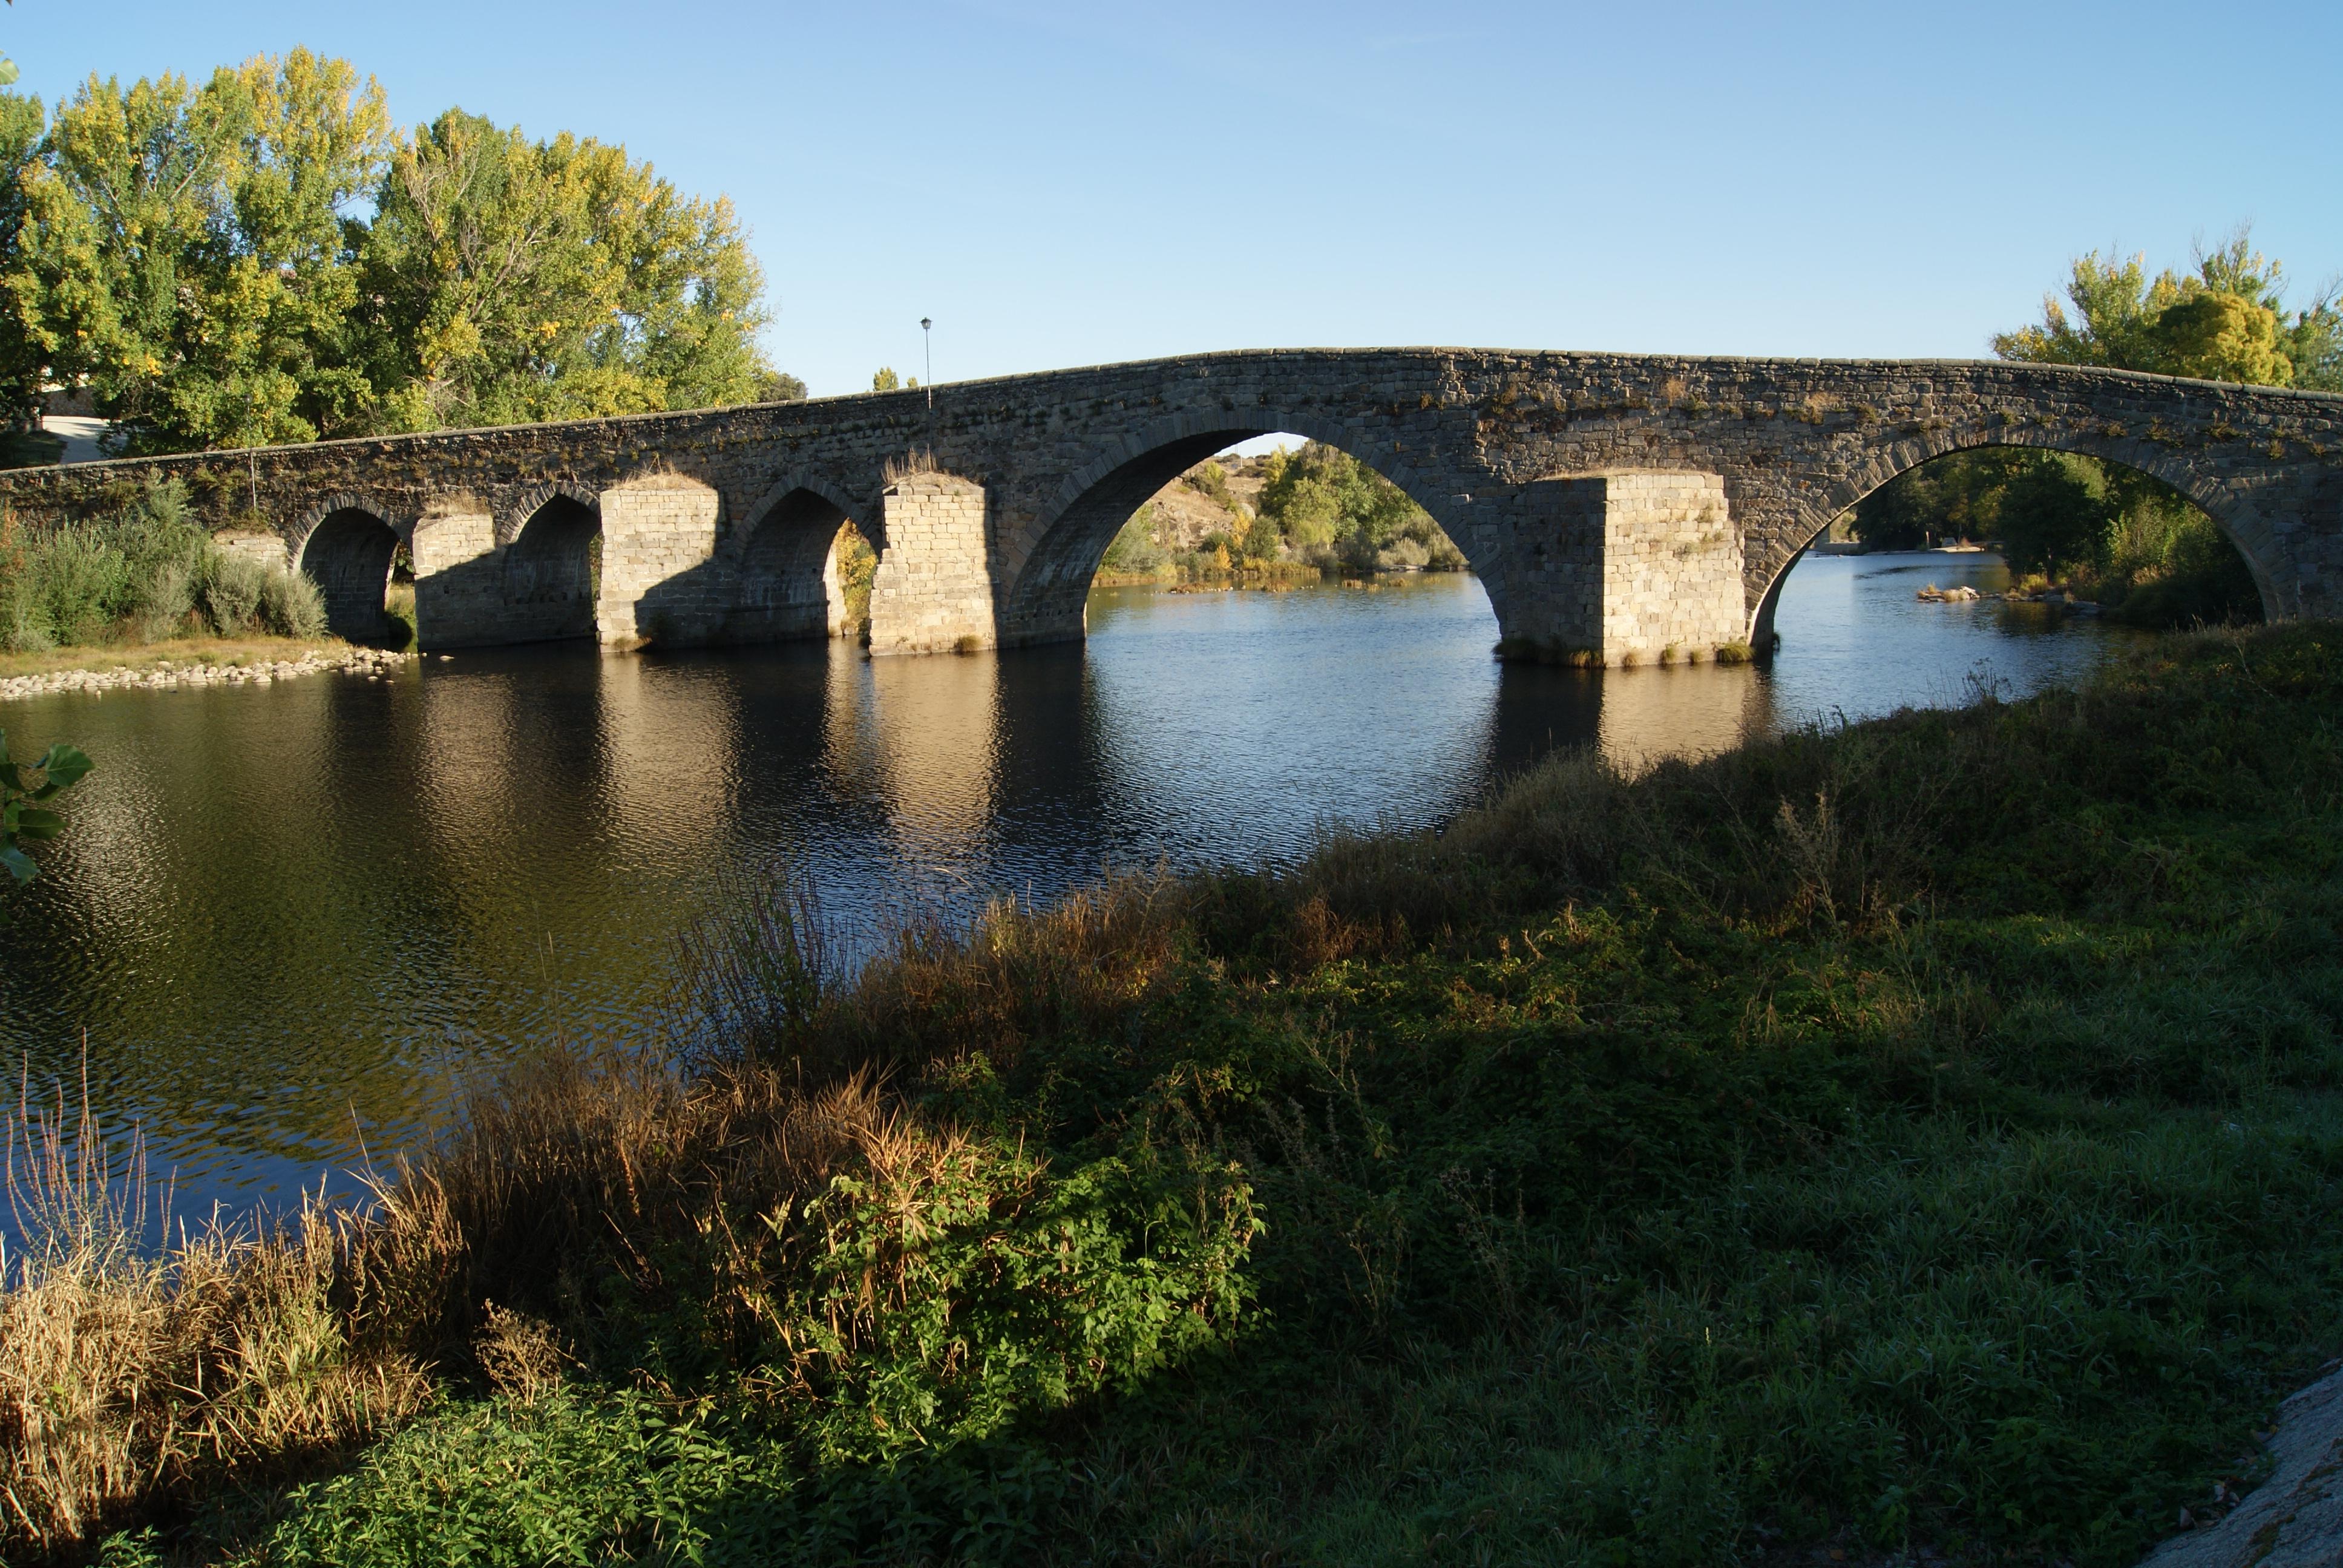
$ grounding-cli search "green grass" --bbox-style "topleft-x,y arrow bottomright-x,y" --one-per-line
27,624 -> 2343,1566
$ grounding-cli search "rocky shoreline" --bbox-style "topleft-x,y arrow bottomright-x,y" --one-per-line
0,645 -> 423,702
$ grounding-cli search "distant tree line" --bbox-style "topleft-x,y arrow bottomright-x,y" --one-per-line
1853,232 -> 2337,624
0,49 -> 804,457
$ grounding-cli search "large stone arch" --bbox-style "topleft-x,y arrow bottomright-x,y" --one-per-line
293,497 -> 409,642
501,492 -> 601,643
997,411 -> 1481,647
1744,424 -> 2286,646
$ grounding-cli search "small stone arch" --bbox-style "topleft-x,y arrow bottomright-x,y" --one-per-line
725,484 -> 862,642
1745,426 -> 2281,647
1000,411 -> 1476,645
288,491 -> 412,558
499,483 -> 604,549
733,472 -> 867,559
293,498 -> 409,642
501,491 -> 601,643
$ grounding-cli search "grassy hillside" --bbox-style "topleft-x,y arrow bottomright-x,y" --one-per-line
8,625 -> 2342,1566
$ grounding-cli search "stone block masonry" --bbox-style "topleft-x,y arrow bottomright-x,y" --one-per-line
597,475 -> 722,645
867,474 -> 996,655
1599,473 -> 1742,663
0,349 -> 2336,658
410,502 -> 503,650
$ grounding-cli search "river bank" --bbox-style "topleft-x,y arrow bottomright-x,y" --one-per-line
2,620 -> 2333,1567
0,640 -> 420,701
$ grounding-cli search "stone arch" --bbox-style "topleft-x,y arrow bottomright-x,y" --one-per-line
734,472 -> 869,557
499,483 -> 604,549
1745,425 -> 2284,647
288,491 -> 412,557
998,411 -> 1479,646
294,500 -> 407,642
502,492 -> 601,643
726,486 -> 859,642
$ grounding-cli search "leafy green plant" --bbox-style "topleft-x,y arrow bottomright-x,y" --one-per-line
0,730 -> 91,884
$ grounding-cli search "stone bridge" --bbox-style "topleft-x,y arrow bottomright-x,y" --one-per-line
2,348 -> 2338,662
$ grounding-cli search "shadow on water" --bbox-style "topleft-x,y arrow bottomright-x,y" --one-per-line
0,558 -> 2130,1235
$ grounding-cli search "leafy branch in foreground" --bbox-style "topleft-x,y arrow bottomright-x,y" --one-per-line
0,730 -> 90,884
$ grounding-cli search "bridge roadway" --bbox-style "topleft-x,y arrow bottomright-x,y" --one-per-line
1,348 -> 2337,662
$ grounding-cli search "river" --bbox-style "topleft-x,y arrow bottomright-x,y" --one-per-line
0,548 -> 2130,1226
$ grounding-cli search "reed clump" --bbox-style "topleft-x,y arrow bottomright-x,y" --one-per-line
0,1085 -> 430,1557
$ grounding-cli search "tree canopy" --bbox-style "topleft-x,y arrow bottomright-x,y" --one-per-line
1992,230 -> 2341,389
0,49 -> 793,455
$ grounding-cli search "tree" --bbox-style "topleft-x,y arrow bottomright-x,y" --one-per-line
0,51 -> 799,453
351,109 -> 776,431
8,51 -> 392,452
0,91 -> 44,424
1992,229 -> 2341,389
1254,442 -> 1460,570
754,368 -> 807,403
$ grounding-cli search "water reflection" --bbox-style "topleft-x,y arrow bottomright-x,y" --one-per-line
0,554 -> 2128,1223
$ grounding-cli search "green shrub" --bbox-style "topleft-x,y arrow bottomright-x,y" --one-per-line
257,563 -> 328,638
197,550 -> 266,634
28,527 -> 128,645
0,477 -> 338,651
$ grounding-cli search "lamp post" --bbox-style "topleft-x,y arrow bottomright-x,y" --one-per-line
920,318 -> 932,410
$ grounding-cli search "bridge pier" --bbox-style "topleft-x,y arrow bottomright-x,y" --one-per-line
867,472 -> 998,655
1484,472 -> 1748,664
410,501 -> 503,649
595,475 -> 722,647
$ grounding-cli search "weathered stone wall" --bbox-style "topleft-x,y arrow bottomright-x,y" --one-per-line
1601,474 -> 1743,662
0,351 -> 2336,658
867,474 -> 996,655
410,501 -> 500,649
597,475 -> 722,646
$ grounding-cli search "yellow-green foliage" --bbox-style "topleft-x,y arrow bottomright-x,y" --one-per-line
831,522 -> 877,635
1992,229 -> 2341,389
1254,442 -> 1467,572
4,50 -> 786,453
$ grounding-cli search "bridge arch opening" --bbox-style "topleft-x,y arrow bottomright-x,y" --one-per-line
1753,443 -> 2272,650
729,488 -> 875,643
1003,427 -> 1479,647
503,494 -> 601,643
298,508 -> 404,642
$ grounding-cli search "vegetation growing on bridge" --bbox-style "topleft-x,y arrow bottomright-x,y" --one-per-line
1852,233 -> 2336,624
7,622 -> 2343,1566
0,49 -> 800,456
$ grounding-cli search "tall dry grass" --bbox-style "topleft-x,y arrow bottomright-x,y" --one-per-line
1,1076 -> 429,1557
0,1037 -> 1130,1561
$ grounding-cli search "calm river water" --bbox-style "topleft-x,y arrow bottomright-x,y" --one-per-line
0,549 -> 2127,1224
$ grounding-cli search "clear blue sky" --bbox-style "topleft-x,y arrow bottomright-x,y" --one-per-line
8,1 -> 2340,398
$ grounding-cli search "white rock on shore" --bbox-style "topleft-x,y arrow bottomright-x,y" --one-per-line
0,647 -> 419,703
2137,1364 -> 2343,1567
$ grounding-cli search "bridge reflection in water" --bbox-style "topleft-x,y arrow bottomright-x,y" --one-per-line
0,556 -> 2123,1235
